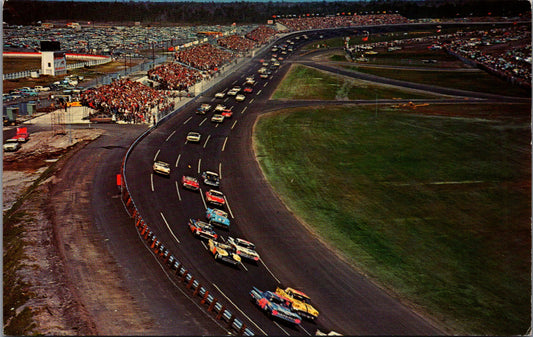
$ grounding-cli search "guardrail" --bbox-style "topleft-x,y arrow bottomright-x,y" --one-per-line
120,129 -> 254,335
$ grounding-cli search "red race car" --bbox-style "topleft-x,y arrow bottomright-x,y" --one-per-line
181,175 -> 199,191
206,189 -> 225,206
221,109 -> 233,118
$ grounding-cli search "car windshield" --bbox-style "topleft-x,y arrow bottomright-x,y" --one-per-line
210,190 -> 223,197
236,239 -> 255,250
206,172 -> 218,180
292,293 -> 310,303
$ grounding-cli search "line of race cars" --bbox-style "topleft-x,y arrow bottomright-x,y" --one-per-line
152,38 -> 321,327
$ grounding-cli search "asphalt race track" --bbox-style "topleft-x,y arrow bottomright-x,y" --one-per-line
123,28 -> 450,336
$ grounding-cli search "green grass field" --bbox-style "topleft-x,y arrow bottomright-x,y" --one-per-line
254,104 -> 531,335
346,65 -> 531,97
272,64 -> 444,100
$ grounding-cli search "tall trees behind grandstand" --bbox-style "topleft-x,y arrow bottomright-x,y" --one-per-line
4,0 -> 530,26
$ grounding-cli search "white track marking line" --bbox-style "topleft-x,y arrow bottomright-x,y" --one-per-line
231,120 -> 238,130
241,106 -> 247,114
212,283 -> 267,335
299,324 -> 311,336
201,240 -> 208,250
183,116 -> 192,125
197,158 -> 202,174
150,173 -> 154,192
240,262 -> 248,272
175,181 -> 182,201
256,89 -> 262,96
274,322 -> 290,336
260,259 -> 281,284
154,149 -> 160,161
218,163 -> 222,179
224,196 -> 234,219
160,212 -> 180,243
221,137 -> 228,152
263,82 -> 268,87
249,98 -> 254,104
199,188 -> 207,210
199,117 -> 207,126
203,135 -> 211,148
175,154 -> 181,168
215,123 -> 220,128
165,130 -> 176,142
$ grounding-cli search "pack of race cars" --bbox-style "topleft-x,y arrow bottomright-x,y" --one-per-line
152,42 -> 321,327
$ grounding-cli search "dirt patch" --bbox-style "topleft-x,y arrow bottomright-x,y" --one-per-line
3,129 -> 104,335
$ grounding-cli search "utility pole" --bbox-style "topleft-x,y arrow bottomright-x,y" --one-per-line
123,32 -> 127,75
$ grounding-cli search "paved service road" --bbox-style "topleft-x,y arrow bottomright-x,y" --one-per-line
124,29 -> 445,335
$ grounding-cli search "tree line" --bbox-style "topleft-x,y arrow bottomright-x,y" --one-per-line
4,0 -> 531,26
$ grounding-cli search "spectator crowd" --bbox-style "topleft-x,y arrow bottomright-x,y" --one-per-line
80,78 -> 176,123
245,25 -> 277,44
217,34 -> 257,51
147,62 -> 203,91
175,43 -> 234,72
278,14 -> 408,31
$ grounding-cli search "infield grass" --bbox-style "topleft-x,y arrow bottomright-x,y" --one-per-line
272,64 -> 443,100
254,104 -> 531,335
347,65 -> 531,97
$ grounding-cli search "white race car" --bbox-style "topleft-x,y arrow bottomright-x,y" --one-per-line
153,160 -> 170,176
228,237 -> 260,263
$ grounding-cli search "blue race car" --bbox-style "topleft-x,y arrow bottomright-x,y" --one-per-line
206,207 -> 230,229
249,287 -> 302,325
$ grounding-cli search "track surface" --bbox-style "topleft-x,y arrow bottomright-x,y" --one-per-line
124,29 -> 452,335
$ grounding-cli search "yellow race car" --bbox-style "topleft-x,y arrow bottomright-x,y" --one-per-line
275,287 -> 319,320
207,239 -> 241,267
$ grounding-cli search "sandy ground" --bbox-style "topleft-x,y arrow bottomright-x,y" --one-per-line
3,129 -> 104,335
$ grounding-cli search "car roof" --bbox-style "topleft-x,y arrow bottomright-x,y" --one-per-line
286,287 -> 310,299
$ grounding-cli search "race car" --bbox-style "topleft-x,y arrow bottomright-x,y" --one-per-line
153,160 -> 170,176
227,237 -> 260,263
207,239 -> 241,267
227,88 -> 239,96
186,131 -> 201,143
275,287 -> 319,320
205,189 -> 225,206
235,94 -> 245,102
243,87 -> 253,93
214,104 -> 227,112
181,175 -> 199,191
206,207 -> 230,229
196,104 -> 211,114
221,109 -> 233,118
250,287 -> 302,325
215,92 -> 225,99
188,219 -> 218,241
211,114 -> 224,123
202,171 -> 220,187
245,77 -> 255,86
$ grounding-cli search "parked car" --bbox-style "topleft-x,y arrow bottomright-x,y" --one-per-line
3,139 -> 21,152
